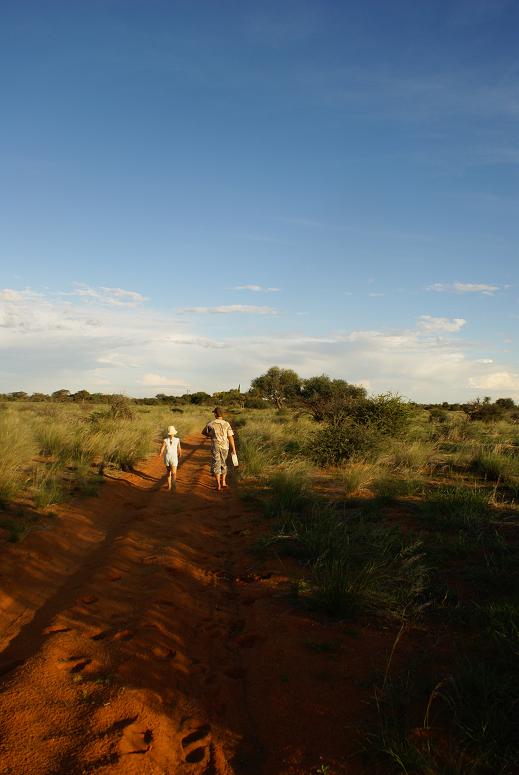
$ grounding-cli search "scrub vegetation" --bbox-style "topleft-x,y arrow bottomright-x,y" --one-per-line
0,397 -> 207,541
228,368 -> 519,774
2,370 -> 519,770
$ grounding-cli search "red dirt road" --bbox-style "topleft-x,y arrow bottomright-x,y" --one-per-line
0,435 -> 393,775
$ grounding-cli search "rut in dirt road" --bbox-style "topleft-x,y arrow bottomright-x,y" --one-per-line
0,435 -> 371,775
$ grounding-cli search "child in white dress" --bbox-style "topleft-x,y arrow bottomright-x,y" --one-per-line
159,425 -> 182,491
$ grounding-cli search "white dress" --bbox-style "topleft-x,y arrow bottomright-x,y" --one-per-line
164,437 -> 180,467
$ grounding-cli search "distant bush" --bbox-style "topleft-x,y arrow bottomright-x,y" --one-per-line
429,407 -> 449,423
244,397 -> 270,409
310,423 -> 380,466
464,399 -> 505,423
109,394 -> 134,420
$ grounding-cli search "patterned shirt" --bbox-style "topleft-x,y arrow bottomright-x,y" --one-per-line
204,419 -> 234,450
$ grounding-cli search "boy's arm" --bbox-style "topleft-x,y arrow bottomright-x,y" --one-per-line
159,440 -> 166,457
177,441 -> 182,456
228,429 -> 236,454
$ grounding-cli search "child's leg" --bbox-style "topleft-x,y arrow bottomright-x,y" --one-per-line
171,466 -> 177,489
167,465 -> 172,490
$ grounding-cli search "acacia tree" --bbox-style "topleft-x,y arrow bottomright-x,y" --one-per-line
250,366 -> 301,408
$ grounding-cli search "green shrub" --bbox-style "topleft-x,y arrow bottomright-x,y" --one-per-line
244,397 -> 270,409
109,394 -> 134,420
350,393 -> 414,437
311,422 -> 380,466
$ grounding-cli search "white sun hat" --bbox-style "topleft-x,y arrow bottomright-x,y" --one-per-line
167,425 -> 177,436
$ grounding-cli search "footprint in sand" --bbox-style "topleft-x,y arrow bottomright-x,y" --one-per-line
112,628 -> 134,642
56,656 -> 92,674
107,571 -> 123,582
181,723 -> 212,765
119,719 -> 154,755
90,629 -> 111,641
77,594 -> 98,605
152,645 -> 177,660
43,624 -> 71,635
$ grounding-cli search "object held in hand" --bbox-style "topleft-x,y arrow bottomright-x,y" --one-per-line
231,453 -> 239,467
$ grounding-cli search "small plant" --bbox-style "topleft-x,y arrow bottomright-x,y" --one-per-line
336,461 -> 379,495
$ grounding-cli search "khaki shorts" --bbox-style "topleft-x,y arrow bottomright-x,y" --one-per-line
211,445 -> 228,475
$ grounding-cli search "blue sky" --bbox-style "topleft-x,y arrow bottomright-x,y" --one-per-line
1,0 -> 518,400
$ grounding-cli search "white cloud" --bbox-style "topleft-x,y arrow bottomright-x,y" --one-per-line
178,305 -> 278,315
428,282 -> 499,295
417,315 -> 466,333
71,283 -> 147,306
232,285 -> 280,293
141,373 -> 189,387
468,371 -> 519,391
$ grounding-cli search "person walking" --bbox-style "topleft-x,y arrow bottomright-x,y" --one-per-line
159,425 -> 182,491
202,407 -> 237,491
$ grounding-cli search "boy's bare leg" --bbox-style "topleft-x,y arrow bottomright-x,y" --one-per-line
172,467 -> 177,490
167,470 -> 172,490
222,471 -> 228,488
216,472 -> 222,490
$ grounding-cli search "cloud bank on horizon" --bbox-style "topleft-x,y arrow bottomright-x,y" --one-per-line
1,283 -> 518,402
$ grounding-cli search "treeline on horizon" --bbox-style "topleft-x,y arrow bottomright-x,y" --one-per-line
1,365 -> 518,422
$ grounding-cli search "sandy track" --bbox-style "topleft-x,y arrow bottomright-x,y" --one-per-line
0,435 -> 387,775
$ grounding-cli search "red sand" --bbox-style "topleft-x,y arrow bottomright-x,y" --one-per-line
0,435 -> 398,775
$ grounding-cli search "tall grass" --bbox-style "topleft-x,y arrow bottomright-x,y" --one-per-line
0,411 -> 34,504
0,402 -> 209,517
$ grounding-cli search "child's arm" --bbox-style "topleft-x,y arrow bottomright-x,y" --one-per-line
159,440 -> 166,457
228,430 -> 236,454
177,441 -> 182,457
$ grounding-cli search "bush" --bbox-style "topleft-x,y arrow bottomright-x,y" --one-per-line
301,375 -> 367,424
243,397 -> 270,409
109,394 -> 134,420
350,393 -> 413,437
310,423 -> 380,466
